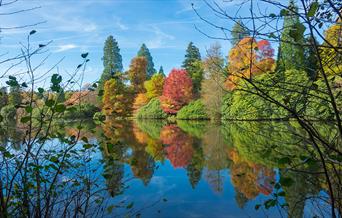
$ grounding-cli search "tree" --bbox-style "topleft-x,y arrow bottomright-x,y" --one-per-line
128,56 -> 147,94
182,42 -> 204,96
137,43 -> 156,79
226,37 -> 275,90
132,93 -> 149,113
230,21 -> 249,46
320,23 -> 342,76
158,66 -> 165,77
144,73 -> 164,100
102,79 -> 128,118
304,36 -> 319,80
0,87 -> 8,109
98,36 -> 123,93
8,86 -> 22,107
276,0 -> 305,71
201,43 -> 226,120
160,69 -> 193,114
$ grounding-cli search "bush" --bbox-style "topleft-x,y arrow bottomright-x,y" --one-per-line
64,103 -> 99,119
221,70 -> 311,120
176,100 -> 209,120
0,105 -> 16,122
136,98 -> 168,119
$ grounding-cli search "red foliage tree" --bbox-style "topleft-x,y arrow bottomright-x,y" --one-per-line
160,69 -> 193,114
160,125 -> 193,168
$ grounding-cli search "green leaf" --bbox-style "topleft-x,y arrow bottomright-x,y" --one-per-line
0,115 -> 3,122
279,177 -> 294,187
38,87 -> 45,93
45,99 -> 55,107
51,74 -> 62,85
21,82 -> 28,88
278,191 -> 286,197
83,144 -> 93,149
264,199 -> 276,209
55,104 -> 66,113
30,30 -> 37,35
25,106 -> 33,113
81,53 -> 89,58
39,44 -> 46,48
81,137 -> 88,143
77,64 -> 83,69
20,116 -> 31,123
308,2 -> 319,17
269,13 -> 276,18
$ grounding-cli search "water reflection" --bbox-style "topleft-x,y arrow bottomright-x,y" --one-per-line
1,118 -> 331,217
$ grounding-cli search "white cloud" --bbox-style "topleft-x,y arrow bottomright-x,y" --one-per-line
113,17 -> 128,31
146,26 -> 175,49
55,44 -> 78,52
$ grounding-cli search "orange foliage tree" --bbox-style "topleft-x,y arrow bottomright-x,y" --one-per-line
226,37 -> 275,90
132,93 -> 149,113
102,79 -> 129,117
160,125 -> 194,168
128,56 -> 147,93
160,69 -> 193,114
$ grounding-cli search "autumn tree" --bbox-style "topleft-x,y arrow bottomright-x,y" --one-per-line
230,21 -> 249,46
160,69 -> 193,114
320,22 -> 342,76
132,93 -> 149,113
276,0 -> 305,72
182,42 -> 204,96
98,36 -> 123,94
128,56 -> 147,94
201,43 -> 226,120
102,79 -> 129,118
137,43 -> 156,79
144,73 -> 164,100
226,37 -> 275,90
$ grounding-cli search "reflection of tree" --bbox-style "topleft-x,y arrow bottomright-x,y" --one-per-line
130,151 -> 155,186
177,120 -> 208,139
234,188 -> 249,209
281,170 -> 321,218
229,149 -> 275,200
134,119 -> 166,140
160,125 -> 193,168
186,139 -> 204,189
202,125 -> 232,194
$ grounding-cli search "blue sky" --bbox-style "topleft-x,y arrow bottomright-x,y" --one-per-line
0,0 -> 281,86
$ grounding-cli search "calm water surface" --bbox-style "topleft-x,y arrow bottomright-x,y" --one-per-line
66,119 -> 326,218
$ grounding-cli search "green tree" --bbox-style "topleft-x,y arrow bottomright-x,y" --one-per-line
98,36 -> 123,93
137,43 -> 156,79
201,43 -> 226,120
276,0 -> 305,72
158,66 -> 165,77
182,42 -> 204,96
0,87 -> 8,109
230,21 -> 249,46
8,86 -> 22,107
304,36 -> 319,80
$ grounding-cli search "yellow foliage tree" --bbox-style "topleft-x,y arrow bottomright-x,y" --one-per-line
132,93 -> 149,113
144,73 -> 164,100
320,23 -> 342,76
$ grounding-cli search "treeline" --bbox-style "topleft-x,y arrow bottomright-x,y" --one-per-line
93,1 -> 340,122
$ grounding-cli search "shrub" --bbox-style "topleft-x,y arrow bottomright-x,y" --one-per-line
176,100 -> 209,120
136,98 -> 168,119
0,105 -> 16,122
93,112 -> 106,123
64,103 -> 99,119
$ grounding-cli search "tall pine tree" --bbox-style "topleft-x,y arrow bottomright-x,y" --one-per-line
98,36 -> 123,94
182,42 -> 204,96
230,21 -> 250,46
276,0 -> 305,72
137,43 -> 156,79
158,66 -> 165,77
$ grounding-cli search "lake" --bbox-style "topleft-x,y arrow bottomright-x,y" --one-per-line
0,118 -> 333,217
